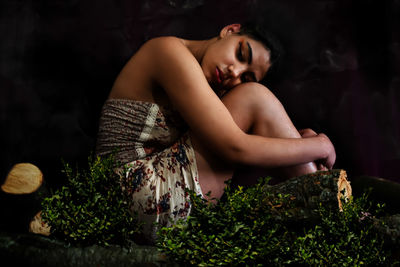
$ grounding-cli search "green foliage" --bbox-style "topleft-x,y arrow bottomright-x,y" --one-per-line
292,194 -> 388,266
41,154 -> 140,247
157,178 -> 393,266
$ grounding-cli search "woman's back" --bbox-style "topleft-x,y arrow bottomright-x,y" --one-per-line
108,37 -> 189,107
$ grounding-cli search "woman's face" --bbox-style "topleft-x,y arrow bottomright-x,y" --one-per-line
201,27 -> 271,95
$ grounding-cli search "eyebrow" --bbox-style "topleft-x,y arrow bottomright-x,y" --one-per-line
246,41 -> 253,64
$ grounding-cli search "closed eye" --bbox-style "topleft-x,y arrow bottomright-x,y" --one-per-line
246,42 -> 252,64
237,42 -> 244,62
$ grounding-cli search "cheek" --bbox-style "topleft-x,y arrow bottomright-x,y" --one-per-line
200,59 -> 211,82
220,50 -> 234,66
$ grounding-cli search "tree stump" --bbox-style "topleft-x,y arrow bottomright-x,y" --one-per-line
1,163 -> 43,194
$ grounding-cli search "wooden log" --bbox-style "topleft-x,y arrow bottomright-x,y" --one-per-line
265,169 -> 351,209
261,169 -> 351,223
1,163 -> 52,236
263,170 -> 400,247
1,163 -> 43,194
29,211 -> 51,236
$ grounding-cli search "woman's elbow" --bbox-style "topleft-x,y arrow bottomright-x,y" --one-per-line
218,139 -> 250,165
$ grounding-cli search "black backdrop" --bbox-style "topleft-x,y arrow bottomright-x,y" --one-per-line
1,0 -> 399,190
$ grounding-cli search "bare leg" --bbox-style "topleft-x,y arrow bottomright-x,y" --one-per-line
191,83 -> 317,199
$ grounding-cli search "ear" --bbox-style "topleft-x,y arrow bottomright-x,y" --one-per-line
219,24 -> 241,38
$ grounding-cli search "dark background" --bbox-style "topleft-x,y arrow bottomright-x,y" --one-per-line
1,0 -> 399,192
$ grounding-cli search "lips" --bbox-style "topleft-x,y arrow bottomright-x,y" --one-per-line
215,67 -> 223,84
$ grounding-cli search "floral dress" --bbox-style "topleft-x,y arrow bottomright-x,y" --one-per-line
96,99 -> 203,242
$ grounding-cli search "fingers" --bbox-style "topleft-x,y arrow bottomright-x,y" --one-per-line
298,128 -> 317,138
317,133 -> 336,170
300,130 -> 336,170
317,163 -> 328,171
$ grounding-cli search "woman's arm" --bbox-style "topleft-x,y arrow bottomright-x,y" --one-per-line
145,37 -> 335,169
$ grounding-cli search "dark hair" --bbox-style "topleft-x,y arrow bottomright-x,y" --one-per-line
238,23 -> 284,75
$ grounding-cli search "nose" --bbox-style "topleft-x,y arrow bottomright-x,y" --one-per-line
227,64 -> 246,86
227,64 -> 245,78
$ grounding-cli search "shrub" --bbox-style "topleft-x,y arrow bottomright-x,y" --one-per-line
157,178 -> 394,266
41,154 -> 141,247
292,193 -> 388,265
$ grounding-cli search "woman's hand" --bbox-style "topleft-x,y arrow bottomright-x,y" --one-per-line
316,133 -> 336,170
298,128 -> 317,138
298,129 -> 335,170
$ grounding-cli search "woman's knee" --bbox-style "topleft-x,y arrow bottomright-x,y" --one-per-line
222,82 -> 299,138
221,82 -> 284,131
223,82 -> 281,111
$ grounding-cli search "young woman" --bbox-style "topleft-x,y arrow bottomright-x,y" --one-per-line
95,23 -> 336,242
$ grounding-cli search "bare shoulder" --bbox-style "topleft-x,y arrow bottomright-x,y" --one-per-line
123,36 -> 190,67
109,36 -> 193,100
140,36 -> 207,94
142,36 -> 196,65
144,36 -> 187,52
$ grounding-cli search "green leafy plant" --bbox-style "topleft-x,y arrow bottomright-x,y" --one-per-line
157,178 -> 395,266
291,193 -> 388,265
41,154 -> 141,247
